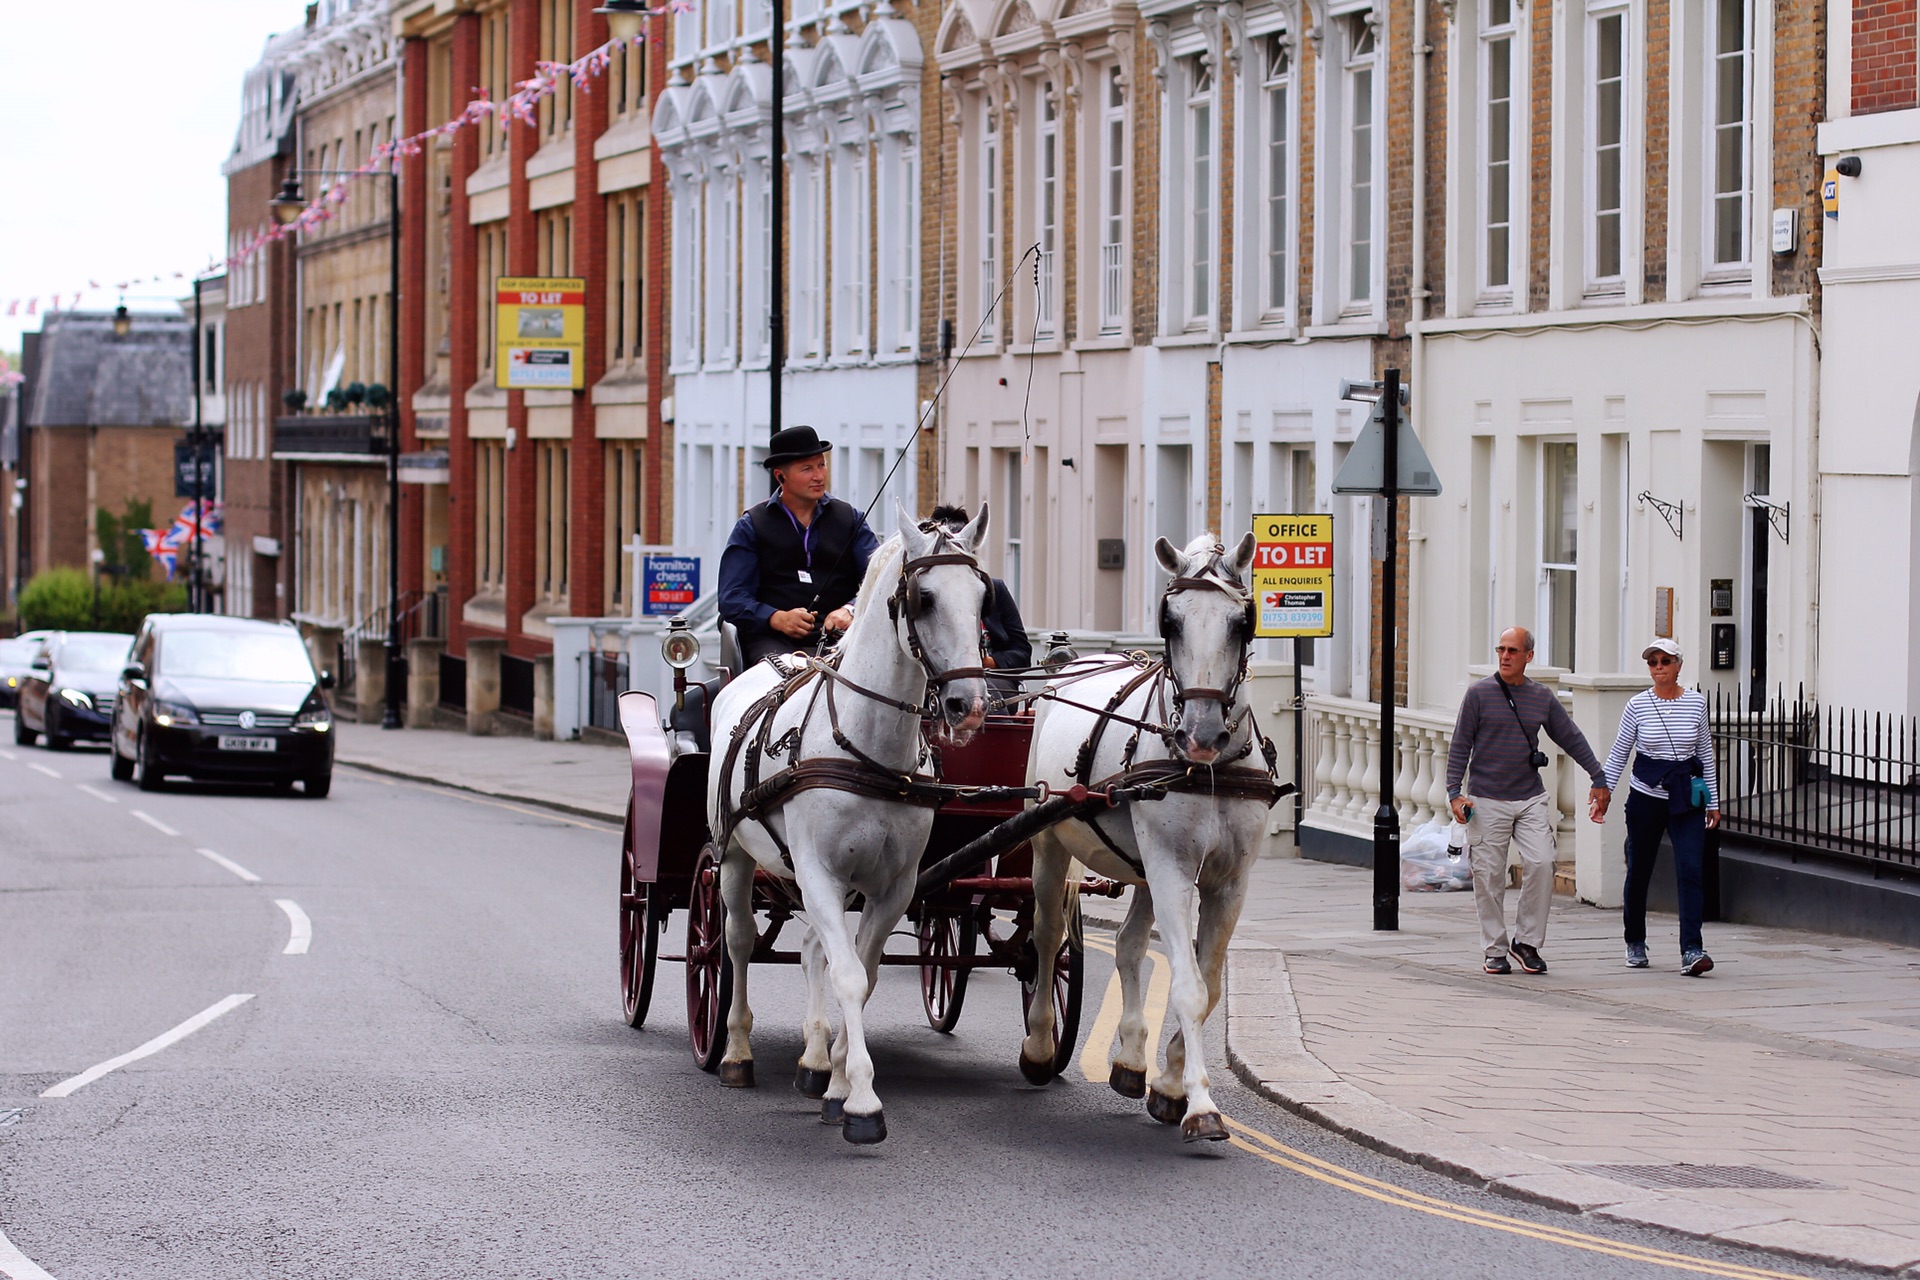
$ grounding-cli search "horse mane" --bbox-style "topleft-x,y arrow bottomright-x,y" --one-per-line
1179,531 -> 1250,595
841,531 -> 906,645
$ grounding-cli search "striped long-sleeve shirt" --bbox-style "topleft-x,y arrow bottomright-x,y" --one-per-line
1602,688 -> 1720,808
1446,675 -> 1608,802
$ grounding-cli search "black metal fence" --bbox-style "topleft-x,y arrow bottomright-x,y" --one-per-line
500,654 -> 534,718
1711,686 -> 1920,872
584,650 -> 629,732
439,653 -> 466,714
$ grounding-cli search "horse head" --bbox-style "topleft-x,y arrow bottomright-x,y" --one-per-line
894,498 -> 993,744
1154,530 -> 1257,764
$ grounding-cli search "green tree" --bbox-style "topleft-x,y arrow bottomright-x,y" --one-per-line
93,498 -> 155,582
18,569 -> 94,630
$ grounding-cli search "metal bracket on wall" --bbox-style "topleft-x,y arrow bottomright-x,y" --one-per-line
1637,491 -> 1684,540
1744,493 -> 1790,543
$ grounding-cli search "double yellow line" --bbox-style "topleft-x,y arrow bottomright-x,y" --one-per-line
1080,931 -> 1811,1280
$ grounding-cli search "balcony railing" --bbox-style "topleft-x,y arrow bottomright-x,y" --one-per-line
1036,250 -> 1056,339
1099,242 -> 1124,334
274,413 -> 390,457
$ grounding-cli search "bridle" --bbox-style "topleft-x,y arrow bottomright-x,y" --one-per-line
1157,548 -> 1256,724
886,528 -> 996,690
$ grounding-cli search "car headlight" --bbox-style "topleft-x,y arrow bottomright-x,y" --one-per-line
295,703 -> 332,731
4,675 -> 16,689
153,699 -> 199,727
58,688 -> 94,710
661,618 -> 701,670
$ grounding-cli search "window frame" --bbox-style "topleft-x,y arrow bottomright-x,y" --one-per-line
1257,33 -> 1294,325
1340,13 -> 1379,314
1584,0 -> 1632,295
1704,0 -> 1754,278
1097,65 -> 1128,336
1478,0 -> 1520,301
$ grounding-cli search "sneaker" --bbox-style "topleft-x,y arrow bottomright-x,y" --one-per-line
1681,949 -> 1715,977
1483,953 -> 1511,975
1625,943 -> 1649,968
1510,942 -> 1548,975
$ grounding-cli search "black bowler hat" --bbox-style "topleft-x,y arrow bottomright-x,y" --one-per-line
764,425 -> 833,468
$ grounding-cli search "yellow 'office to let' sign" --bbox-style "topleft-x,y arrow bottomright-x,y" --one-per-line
1251,514 -> 1335,639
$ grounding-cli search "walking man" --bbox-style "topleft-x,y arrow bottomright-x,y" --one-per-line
1446,627 -> 1611,974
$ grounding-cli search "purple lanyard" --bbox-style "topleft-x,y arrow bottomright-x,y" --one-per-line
776,494 -> 819,570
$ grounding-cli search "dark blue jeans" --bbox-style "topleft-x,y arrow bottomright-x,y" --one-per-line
1622,788 -> 1706,954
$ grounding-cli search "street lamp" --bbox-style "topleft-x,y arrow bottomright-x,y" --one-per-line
111,304 -> 131,338
271,166 -> 406,730
593,0 -> 648,42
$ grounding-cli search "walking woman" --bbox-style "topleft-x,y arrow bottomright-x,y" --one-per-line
1601,638 -> 1721,976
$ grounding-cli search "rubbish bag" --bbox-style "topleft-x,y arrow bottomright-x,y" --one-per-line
1400,818 -> 1472,892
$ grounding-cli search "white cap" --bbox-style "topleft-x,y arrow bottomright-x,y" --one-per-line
1641,637 -> 1682,661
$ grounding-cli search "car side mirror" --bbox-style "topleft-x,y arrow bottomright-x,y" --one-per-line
121,662 -> 147,687
31,657 -> 49,672
319,670 -> 336,690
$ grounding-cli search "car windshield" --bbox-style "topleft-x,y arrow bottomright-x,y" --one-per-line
57,634 -> 134,673
161,631 -> 316,683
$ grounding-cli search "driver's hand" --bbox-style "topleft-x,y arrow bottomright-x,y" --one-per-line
824,606 -> 854,634
770,607 -> 816,639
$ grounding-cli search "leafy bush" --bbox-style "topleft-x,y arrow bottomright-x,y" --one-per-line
18,569 -> 186,634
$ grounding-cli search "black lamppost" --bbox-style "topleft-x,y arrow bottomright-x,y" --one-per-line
189,273 -> 215,614
272,167 -> 405,730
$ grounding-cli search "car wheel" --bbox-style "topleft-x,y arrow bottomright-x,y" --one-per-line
135,729 -> 165,792
44,706 -> 70,752
110,740 -> 135,782
304,773 -> 332,799
13,712 -> 34,747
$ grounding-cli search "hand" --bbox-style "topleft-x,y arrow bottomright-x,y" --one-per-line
824,606 -> 854,634
770,607 -> 817,639
982,654 -> 998,669
1449,796 -> 1472,825
1706,808 -> 1721,830
1588,786 -> 1611,823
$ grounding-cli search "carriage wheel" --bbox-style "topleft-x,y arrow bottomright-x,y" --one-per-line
917,909 -> 978,1033
619,831 -> 662,1028
685,843 -> 733,1072
1020,899 -> 1085,1079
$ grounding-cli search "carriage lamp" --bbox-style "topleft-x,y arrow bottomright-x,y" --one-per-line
270,177 -> 308,225
662,618 -> 701,670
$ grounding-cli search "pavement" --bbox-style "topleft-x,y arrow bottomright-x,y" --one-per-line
334,722 -> 1920,1275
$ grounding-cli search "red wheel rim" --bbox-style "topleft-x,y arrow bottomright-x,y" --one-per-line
685,849 -> 728,1069
918,913 -> 961,1027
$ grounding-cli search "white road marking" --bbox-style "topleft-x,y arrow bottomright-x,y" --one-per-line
0,748 -> 16,761
275,900 -> 312,955
40,994 -> 255,1099
129,810 -> 179,837
0,1223 -> 58,1280
26,763 -> 60,780
196,848 -> 260,883
1078,938 -> 1171,1085
74,784 -> 117,804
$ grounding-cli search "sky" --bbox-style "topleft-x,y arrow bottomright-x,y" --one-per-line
0,0 -> 314,354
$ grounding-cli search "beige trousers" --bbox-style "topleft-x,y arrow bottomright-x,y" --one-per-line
1467,792 -> 1557,956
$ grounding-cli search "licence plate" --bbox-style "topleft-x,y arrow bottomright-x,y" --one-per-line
218,735 -> 277,753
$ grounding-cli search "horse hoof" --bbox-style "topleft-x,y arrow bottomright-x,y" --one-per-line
1182,1111 -> 1229,1143
842,1110 -> 888,1145
820,1097 -> 846,1126
1018,1050 -> 1056,1086
794,1066 -> 831,1098
1146,1088 -> 1188,1125
719,1059 -> 756,1089
1109,1065 -> 1148,1099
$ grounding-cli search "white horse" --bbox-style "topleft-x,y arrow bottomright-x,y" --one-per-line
1020,531 -> 1280,1142
705,501 -> 992,1144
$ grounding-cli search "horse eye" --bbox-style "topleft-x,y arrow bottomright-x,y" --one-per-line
918,591 -> 935,611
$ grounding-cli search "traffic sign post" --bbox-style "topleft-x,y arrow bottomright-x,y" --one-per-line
1330,370 -> 1442,932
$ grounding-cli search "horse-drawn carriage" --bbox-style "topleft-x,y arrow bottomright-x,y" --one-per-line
615,509 -> 1290,1145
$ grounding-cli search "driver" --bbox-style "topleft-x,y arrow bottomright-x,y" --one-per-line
718,425 -> 879,669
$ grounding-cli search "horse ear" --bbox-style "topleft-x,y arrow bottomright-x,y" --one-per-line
897,498 -> 929,556
958,501 -> 990,554
1154,536 -> 1185,576
1228,530 -> 1257,579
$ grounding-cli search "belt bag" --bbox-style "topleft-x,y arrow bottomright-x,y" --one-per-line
1632,753 -> 1705,810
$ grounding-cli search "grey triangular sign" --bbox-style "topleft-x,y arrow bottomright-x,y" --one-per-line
1332,411 -> 1444,496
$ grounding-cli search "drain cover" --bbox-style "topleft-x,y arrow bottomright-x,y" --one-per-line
1588,1163 -> 1834,1191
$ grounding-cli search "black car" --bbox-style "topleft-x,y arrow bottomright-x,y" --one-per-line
0,631 -> 52,710
113,615 -> 336,796
14,631 -> 134,749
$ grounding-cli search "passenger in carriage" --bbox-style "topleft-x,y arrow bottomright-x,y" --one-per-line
927,503 -> 1030,703
718,425 -> 880,668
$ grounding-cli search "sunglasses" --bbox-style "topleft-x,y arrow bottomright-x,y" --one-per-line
1494,646 -> 1529,656
1647,655 -> 1677,666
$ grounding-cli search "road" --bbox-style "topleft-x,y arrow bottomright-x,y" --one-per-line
0,719 -> 1867,1279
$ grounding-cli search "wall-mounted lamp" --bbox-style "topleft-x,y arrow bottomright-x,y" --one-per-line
111,304 -> 131,338
1835,155 -> 1863,178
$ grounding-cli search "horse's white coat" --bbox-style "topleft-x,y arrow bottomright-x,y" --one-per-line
704,502 -> 991,1132
1021,532 -> 1265,1136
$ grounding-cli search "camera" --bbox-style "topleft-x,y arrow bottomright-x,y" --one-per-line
1527,749 -> 1550,770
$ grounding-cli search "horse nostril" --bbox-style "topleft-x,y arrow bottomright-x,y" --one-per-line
944,696 -> 969,721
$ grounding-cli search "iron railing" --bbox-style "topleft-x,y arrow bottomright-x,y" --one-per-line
583,649 -> 629,733
1099,242 -> 1124,334
1711,686 -> 1920,872
500,654 -> 534,718
439,653 -> 466,714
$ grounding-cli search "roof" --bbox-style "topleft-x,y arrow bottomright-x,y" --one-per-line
23,310 -> 192,430
147,614 -> 302,635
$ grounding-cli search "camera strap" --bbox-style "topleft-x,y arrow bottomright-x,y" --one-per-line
1496,677 -> 1543,757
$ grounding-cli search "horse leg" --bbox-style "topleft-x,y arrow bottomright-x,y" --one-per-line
718,848 -> 757,1088
1017,831 -> 1070,1085
1141,858 -> 1229,1143
795,863 -> 889,1144
794,925 -> 833,1099
1107,884 -> 1155,1099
